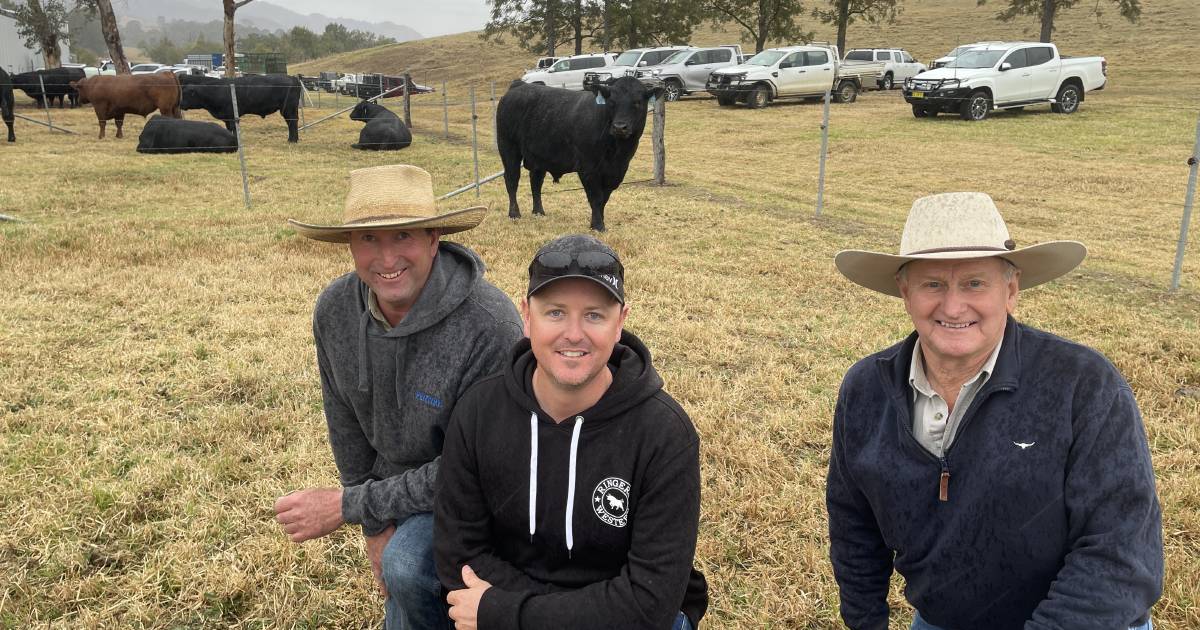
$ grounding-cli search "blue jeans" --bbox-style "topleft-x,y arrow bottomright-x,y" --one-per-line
381,513 -> 452,630
673,611 -> 693,630
911,612 -> 1152,630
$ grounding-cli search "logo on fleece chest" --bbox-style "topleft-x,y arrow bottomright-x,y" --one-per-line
592,477 -> 631,528
414,390 -> 444,409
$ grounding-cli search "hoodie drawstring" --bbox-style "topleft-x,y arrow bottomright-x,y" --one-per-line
528,411 -> 538,542
526,413 -> 585,558
565,415 -> 583,558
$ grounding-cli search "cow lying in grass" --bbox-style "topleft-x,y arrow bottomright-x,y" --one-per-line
496,76 -> 662,232
349,100 -> 411,150
136,116 -> 237,154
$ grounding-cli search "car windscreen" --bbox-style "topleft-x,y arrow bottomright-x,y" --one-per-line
844,51 -> 873,61
661,51 -> 691,65
948,50 -> 1005,69
614,51 -> 642,66
745,51 -> 786,66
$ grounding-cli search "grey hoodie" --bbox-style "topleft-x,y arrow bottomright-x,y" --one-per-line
313,241 -> 523,535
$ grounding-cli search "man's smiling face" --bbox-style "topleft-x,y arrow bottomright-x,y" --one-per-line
349,228 -> 440,324
898,257 -> 1019,369
522,278 -> 628,392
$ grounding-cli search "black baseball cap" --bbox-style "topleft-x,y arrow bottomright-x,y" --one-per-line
527,234 -> 625,304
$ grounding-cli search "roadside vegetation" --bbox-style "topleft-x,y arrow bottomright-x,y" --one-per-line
1,0 -> 1197,626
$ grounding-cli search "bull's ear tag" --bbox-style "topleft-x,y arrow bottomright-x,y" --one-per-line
595,92 -> 606,105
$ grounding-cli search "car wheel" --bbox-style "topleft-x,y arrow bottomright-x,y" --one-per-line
747,84 -> 770,109
1051,83 -> 1080,114
833,80 -> 858,103
960,91 -> 990,121
716,94 -> 736,106
912,104 -> 929,118
881,73 -> 894,90
663,79 -> 682,102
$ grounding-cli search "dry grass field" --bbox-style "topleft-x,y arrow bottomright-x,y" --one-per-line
2,0 -> 1199,627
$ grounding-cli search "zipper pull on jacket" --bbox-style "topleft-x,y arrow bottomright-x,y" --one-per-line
939,458 -> 950,502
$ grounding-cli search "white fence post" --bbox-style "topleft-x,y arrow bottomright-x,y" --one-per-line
230,84 -> 251,209
815,89 -> 831,217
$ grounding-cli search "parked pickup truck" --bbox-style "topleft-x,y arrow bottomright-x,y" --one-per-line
903,42 -> 1106,121
637,45 -> 743,100
706,43 -> 884,108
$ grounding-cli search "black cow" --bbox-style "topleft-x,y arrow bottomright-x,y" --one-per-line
136,115 -> 238,154
179,73 -> 301,142
349,100 -> 411,150
11,68 -> 84,108
496,76 -> 662,232
1,68 -> 14,142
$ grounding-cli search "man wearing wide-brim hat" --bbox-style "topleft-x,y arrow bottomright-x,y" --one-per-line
273,164 -> 522,629
825,192 -> 1163,630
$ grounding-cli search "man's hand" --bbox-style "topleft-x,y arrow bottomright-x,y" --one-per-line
364,525 -> 396,598
447,565 -> 492,630
273,487 -> 346,542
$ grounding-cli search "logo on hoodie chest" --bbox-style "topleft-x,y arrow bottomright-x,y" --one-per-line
592,477 -> 631,528
414,391 -> 444,409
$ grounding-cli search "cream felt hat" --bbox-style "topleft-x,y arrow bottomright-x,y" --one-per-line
288,164 -> 486,243
834,192 -> 1086,297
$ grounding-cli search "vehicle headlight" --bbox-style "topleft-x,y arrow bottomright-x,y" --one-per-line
652,69 -> 662,76
941,78 -> 960,88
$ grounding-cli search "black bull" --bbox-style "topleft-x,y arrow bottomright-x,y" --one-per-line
178,74 -> 301,142
496,77 -> 663,232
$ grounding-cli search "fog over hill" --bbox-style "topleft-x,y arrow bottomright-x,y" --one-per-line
112,0 -> 422,41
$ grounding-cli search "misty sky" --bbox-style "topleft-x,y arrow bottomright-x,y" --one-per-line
280,0 -> 490,38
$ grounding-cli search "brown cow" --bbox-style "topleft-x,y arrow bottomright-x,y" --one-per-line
70,73 -> 182,139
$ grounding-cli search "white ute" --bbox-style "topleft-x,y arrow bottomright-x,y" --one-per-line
903,41 -> 1107,121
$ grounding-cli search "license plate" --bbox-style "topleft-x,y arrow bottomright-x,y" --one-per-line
911,91 -> 924,98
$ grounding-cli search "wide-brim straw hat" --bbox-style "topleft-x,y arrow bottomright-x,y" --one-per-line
288,164 -> 486,243
834,192 -> 1087,297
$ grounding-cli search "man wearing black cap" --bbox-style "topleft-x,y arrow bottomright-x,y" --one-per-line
434,234 -> 708,630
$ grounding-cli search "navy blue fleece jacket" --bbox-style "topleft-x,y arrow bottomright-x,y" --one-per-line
827,317 -> 1162,630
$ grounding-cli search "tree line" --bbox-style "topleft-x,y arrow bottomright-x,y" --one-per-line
3,0 -> 394,76
483,0 -> 1141,56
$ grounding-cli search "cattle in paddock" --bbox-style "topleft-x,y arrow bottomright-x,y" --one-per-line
71,73 -> 183,139
136,116 -> 237,154
11,68 -> 85,108
496,77 -> 662,232
349,100 -> 411,150
1,68 -> 14,142
179,74 -> 301,143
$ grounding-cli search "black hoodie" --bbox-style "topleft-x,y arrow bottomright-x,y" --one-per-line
435,330 -> 708,630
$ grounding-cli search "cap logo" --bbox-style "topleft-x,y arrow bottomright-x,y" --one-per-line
600,274 -> 620,288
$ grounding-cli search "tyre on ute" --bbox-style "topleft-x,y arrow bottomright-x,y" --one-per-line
1051,83 -> 1081,114
716,94 -> 736,106
912,104 -> 937,118
879,72 -> 894,90
747,84 -> 771,109
663,79 -> 683,102
833,80 -> 858,103
960,90 -> 990,121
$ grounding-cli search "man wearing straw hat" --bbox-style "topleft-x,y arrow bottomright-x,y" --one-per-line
826,192 -> 1162,630
275,164 -> 522,629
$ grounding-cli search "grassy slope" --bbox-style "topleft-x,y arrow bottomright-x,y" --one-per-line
2,0 -> 1199,627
